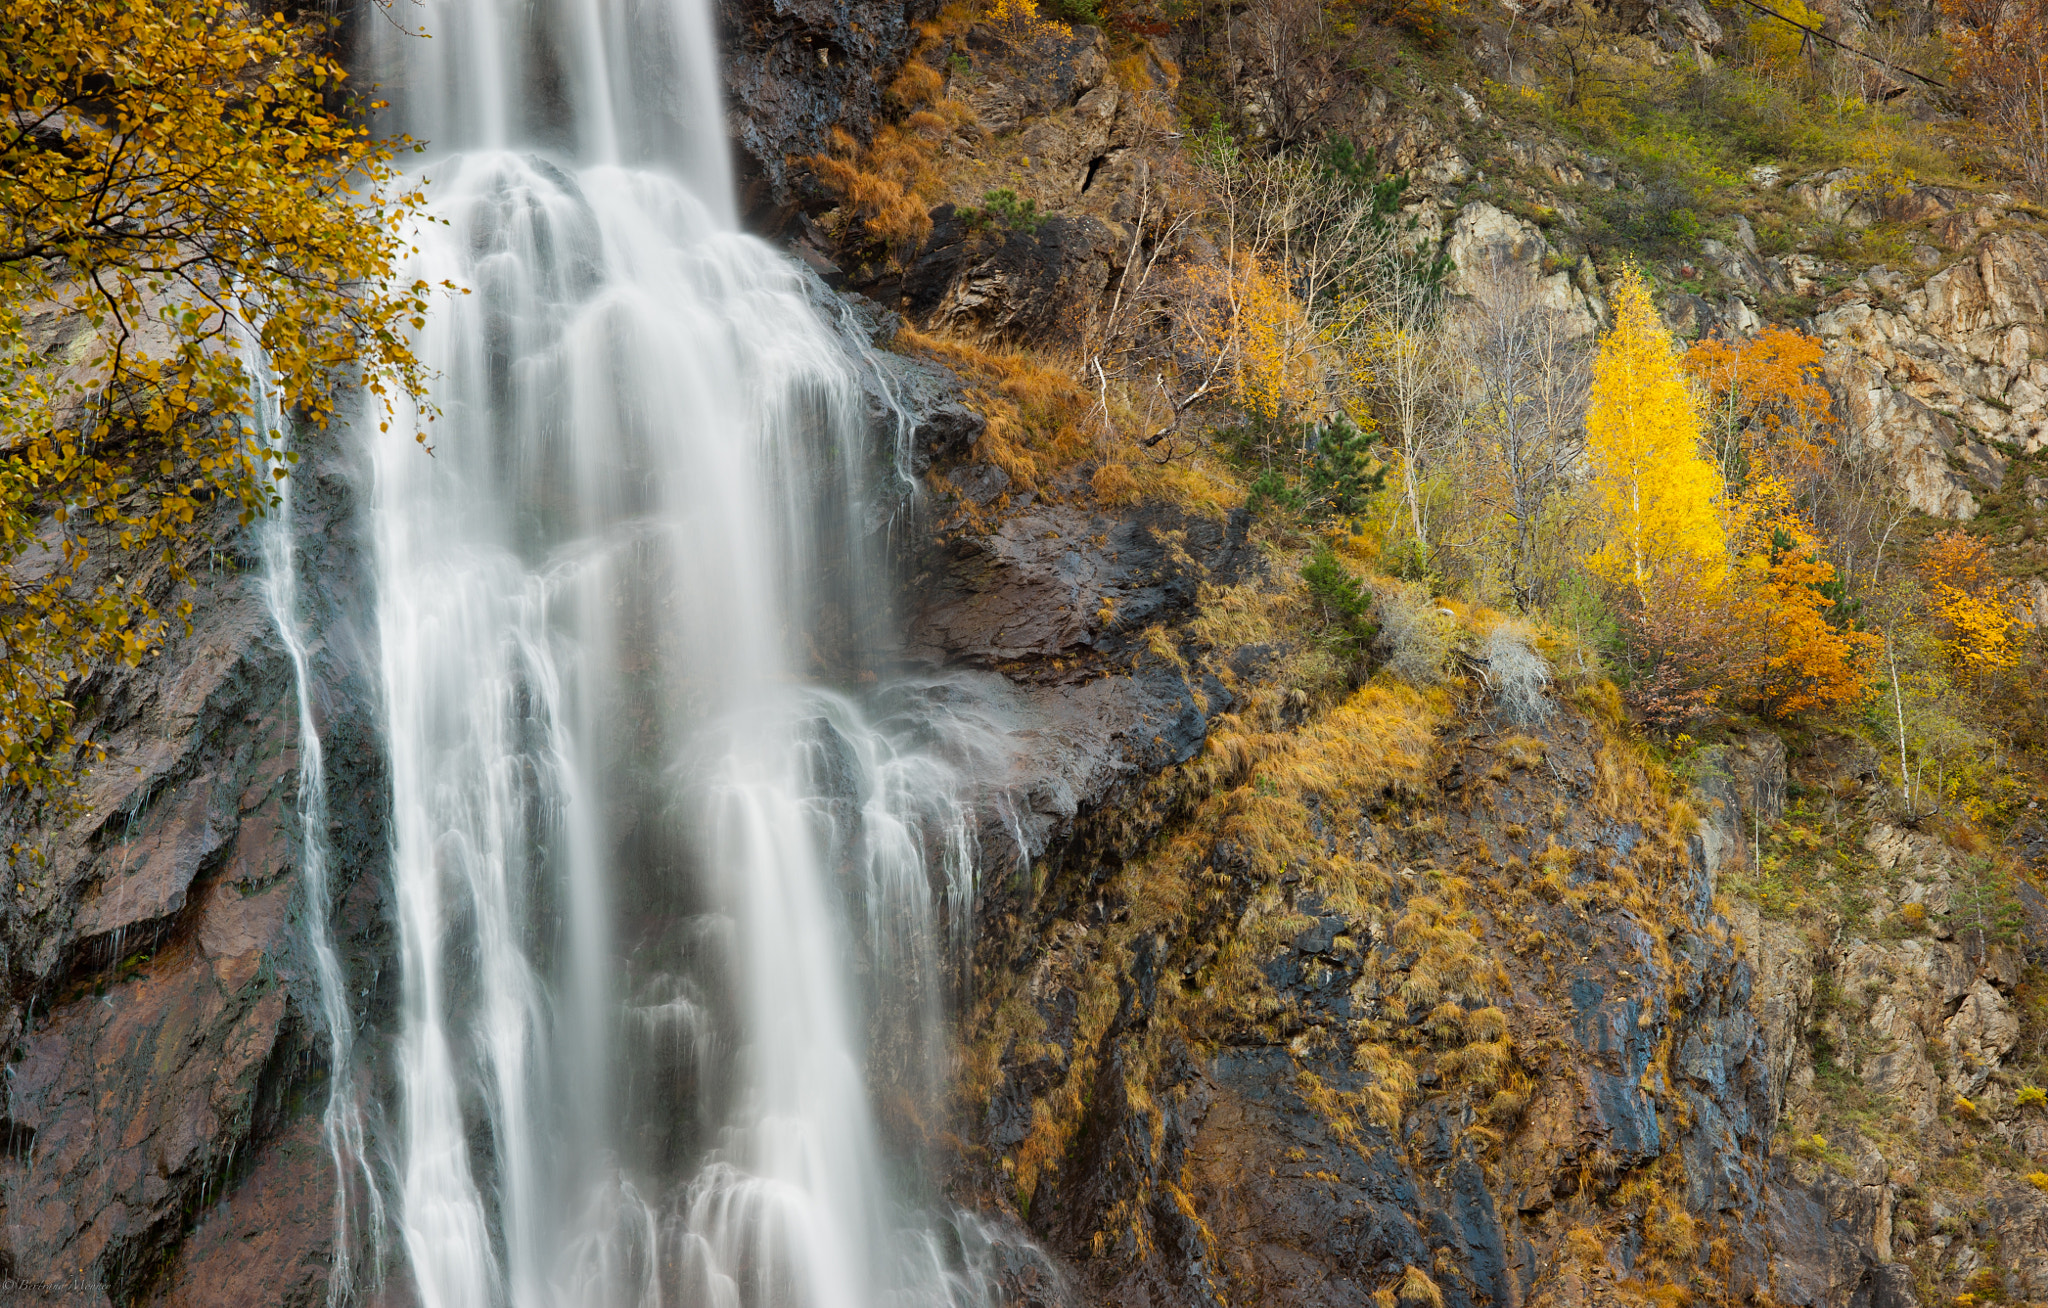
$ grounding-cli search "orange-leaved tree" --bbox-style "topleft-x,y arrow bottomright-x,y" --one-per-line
1682,326 -> 1832,492
0,0 -> 431,800
1920,529 -> 2026,676
1584,268 -> 1727,596
1943,0 -> 2048,196
1733,483 -> 1878,719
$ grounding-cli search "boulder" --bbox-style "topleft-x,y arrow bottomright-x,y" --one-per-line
1442,202 -> 1599,335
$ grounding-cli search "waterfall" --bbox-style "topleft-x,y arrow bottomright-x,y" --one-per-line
344,2 -> 1039,1305
240,321 -> 388,1306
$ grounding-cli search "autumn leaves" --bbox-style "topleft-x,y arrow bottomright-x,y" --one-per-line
0,0 -> 431,802
1583,271 -> 1878,726
1583,271 -> 1727,594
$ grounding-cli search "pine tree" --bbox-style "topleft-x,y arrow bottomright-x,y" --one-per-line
1584,268 -> 1727,596
1306,414 -> 1387,520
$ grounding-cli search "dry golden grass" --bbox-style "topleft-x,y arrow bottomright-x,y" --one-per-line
1399,1265 -> 1445,1308
897,325 -> 1245,516
796,27 -> 979,261
950,519 -> 1728,1275
895,325 -> 1091,491
959,670 -> 1447,1229
1091,460 -> 1140,504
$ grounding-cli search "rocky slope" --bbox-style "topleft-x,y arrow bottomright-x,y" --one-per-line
801,7 -> 2048,1308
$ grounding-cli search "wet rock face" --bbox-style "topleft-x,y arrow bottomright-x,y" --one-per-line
0,427 -> 388,1306
1172,1048 -> 1444,1307
718,0 -> 937,223
905,492 -> 1255,867
952,677 -> 2007,1308
146,1117 -> 336,1308
908,499 -> 1243,668
904,208 -> 1127,349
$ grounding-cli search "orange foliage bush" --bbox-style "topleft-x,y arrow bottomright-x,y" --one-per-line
1618,523 -> 1876,727
1944,0 -> 2048,194
1733,491 -> 1877,719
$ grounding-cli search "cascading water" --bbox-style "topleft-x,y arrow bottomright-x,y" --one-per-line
343,2 -> 1041,1305
240,320 -> 387,1306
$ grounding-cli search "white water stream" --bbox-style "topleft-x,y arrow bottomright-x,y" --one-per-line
235,2 -> 1050,1304
241,323 -> 388,1306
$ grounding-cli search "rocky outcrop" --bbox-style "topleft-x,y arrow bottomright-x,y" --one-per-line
885,23 -> 1154,345
1810,227 -> 2048,518
906,209 -> 1129,349
1304,81 -> 2048,526
952,677 -> 1929,1308
905,485 -> 1256,864
1724,798 -> 2044,1306
0,427 -> 389,1307
719,0 -> 938,221
1442,200 -> 1603,335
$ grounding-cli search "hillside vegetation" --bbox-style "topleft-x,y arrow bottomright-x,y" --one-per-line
789,0 -> 2048,1301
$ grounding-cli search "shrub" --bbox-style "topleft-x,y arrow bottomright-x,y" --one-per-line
985,0 -> 1069,42
1246,462 -> 1304,515
1484,625 -> 1555,727
1303,545 -> 1380,672
1439,1038 -> 1511,1091
1091,461 -> 1140,504
1375,581 -> 1455,686
1306,415 -> 1388,522
978,187 -> 1044,233
1465,1006 -> 1509,1042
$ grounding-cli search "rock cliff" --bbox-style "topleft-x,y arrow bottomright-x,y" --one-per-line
0,421 -> 390,1306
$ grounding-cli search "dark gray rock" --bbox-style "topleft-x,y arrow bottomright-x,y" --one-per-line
902,208 -> 1125,348
719,0 -> 938,224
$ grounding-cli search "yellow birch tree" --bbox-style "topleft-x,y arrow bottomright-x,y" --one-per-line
1584,268 -> 1727,595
